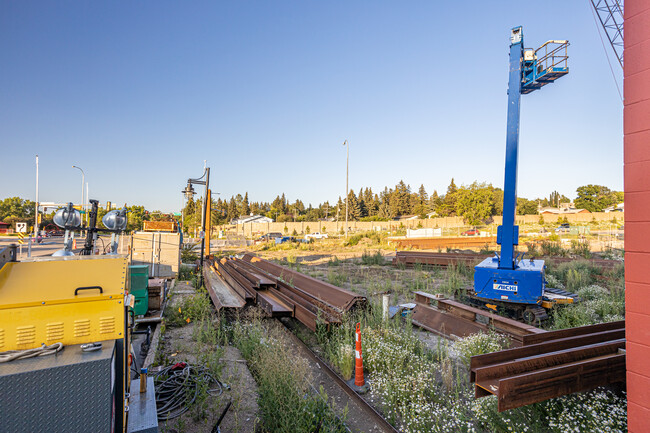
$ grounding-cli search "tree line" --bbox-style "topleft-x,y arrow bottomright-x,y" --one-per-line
0,182 -> 623,233
181,180 -> 623,227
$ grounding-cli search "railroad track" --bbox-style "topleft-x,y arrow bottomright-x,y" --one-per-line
279,319 -> 401,433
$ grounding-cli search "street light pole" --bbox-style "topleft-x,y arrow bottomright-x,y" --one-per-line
343,140 -> 349,239
35,155 -> 39,236
72,165 -> 85,225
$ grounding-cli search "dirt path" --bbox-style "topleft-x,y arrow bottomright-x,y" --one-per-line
155,281 -> 260,433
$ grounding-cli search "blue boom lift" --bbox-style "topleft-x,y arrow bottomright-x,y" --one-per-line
473,27 -> 574,324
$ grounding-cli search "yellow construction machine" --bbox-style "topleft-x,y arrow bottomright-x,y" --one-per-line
0,203 -> 157,433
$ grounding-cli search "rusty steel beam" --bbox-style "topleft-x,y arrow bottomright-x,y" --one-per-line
412,292 -> 543,346
389,237 -> 498,250
521,320 -> 624,346
242,253 -> 366,313
470,327 -> 626,382
493,352 -> 625,411
393,251 -> 622,270
228,259 -> 276,287
214,260 -> 256,301
474,339 -> 625,389
412,303 -> 495,341
203,262 -> 246,311
469,320 -> 626,412
436,298 -> 545,339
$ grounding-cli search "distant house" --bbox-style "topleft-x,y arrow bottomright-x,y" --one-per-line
538,202 -> 590,215
230,214 -> 274,225
394,215 -> 419,221
604,203 -> 624,213
0,221 -> 10,234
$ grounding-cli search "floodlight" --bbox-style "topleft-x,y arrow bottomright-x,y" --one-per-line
53,204 -> 81,229
102,209 -> 127,231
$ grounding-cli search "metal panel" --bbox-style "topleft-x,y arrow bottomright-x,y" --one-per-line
127,377 -> 159,433
0,256 -> 127,351
0,340 -> 116,433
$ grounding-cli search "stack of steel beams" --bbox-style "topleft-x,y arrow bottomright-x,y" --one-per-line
205,254 -> 366,330
393,251 -> 622,270
470,321 -> 626,411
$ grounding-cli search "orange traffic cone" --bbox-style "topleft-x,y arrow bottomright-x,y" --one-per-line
73,239 -> 77,249
355,322 -> 365,387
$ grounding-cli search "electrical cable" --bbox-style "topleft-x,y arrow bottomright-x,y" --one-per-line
0,343 -> 64,363
153,362 -> 226,421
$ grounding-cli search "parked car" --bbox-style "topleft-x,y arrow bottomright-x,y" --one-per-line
461,229 -> 480,236
256,232 -> 283,243
305,232 -> 328,240
555,223 -> 571,234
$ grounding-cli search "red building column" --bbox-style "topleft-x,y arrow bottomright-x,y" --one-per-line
625,1 -> 650,432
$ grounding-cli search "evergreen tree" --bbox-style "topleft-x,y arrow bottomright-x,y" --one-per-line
348,190 -> 361,220
227,197 -> 237,221
240,192 -> 250,216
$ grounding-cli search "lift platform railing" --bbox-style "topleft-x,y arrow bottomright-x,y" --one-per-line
522,40 -> 569,93
535,40 -> 569,75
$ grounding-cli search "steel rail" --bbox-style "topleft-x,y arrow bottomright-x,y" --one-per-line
393,251 -> 622,270
278,320 -> 402,433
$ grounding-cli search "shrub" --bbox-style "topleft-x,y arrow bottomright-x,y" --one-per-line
361,250 -> 384,266
541,240 -> 565,257
569,240 -> 591,258
327,270 -> 347,287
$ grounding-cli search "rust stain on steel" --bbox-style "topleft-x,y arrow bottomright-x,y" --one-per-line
411,291 -> 543,346
469,321 -> 626,411
208,254 -> 366,331
393,251 -> 622,269
241,253 -> 366,313
389,237 -> 498,250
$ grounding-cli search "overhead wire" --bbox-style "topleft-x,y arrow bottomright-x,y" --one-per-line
588,0 -> 624,102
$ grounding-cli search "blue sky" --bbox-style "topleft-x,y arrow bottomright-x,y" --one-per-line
0,1 -> 623,212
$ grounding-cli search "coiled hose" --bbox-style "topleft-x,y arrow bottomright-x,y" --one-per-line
153,362 -> 225,421
0,343 -> 64,363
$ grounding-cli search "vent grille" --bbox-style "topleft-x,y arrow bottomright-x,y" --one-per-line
99,317 -> 115,334
73,319 -> 90,338
46,322 -> 65,343
16,325 -> 36,346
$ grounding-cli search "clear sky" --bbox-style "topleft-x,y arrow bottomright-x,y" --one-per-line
0,1 -> 623,212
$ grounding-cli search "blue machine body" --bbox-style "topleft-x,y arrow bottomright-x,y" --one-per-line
473,27 -> 568,306
474,256 -> 546,305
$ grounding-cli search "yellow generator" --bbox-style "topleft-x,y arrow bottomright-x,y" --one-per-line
0,246 -> 145,433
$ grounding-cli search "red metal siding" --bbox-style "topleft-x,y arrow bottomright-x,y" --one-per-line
625,1 -> 650,431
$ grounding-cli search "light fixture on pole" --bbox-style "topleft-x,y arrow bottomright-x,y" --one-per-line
72,165 -> 85,225
183,166 -> 210,284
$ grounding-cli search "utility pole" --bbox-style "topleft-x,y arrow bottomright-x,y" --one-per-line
72,166 -> 85,226
34,155 -> 39,236
343,140 -> 349,239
